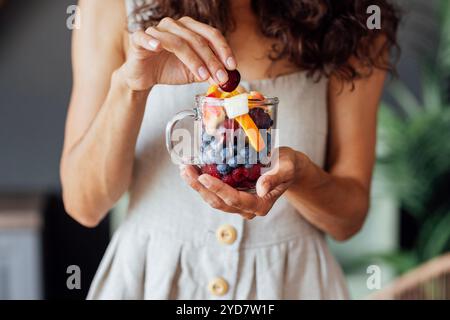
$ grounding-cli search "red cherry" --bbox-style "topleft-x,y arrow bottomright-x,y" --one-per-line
219,69 -> 241,92
222,174 -> 237,187
201,165 -> 221,179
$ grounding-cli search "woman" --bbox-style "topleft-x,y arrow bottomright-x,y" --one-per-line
61,0 -> 399,299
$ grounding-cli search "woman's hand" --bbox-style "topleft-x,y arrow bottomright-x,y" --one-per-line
121,16 -> 236,91
180,147 -> 300,219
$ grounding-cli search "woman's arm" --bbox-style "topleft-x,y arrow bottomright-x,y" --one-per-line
61,0 -> 148,227
284,67 -> 387,241
62,1 -> 236,227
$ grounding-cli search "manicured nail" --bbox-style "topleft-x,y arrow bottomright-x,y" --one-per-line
258,180 -> 270,196
198,66 -> 209,81
264,181 -> 271,193
216,69 -> 228,84
226,57 -> 236,69
199,175 -> 212,188
148,39 -> 160,49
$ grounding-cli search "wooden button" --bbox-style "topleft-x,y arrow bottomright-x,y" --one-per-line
208,277 -> 229,296
216,224 -> 237,245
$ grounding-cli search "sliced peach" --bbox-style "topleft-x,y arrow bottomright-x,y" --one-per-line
248,91 -> 265,101
235,114 -> 265,152
203,105 -> 225,134
206,85 -> 222,98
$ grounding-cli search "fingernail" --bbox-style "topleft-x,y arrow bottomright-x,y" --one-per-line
148,39 -> 160,49
216,69 -> 228,84
198,66 -> 209,81
199,175 -> 212,188
226,57 -> 236,69
260,181 -> 271,196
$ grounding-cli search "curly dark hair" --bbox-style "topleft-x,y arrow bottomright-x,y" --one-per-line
130,0 -> 400,83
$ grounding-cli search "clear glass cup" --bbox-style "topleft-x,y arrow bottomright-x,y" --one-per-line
166,94 -> 278,193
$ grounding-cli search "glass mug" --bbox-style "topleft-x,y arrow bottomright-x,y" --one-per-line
166,94 -> 278,192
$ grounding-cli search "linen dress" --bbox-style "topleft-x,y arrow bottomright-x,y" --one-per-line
86,1 -> 350,300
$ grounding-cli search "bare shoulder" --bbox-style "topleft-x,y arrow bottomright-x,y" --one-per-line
75,0 -> 128,53
72,0 -> 129,88
67,0 -> 129,150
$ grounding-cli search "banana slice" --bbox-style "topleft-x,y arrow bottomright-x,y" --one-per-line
223,93 -> 249,119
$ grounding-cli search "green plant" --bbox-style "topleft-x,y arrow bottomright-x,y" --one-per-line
374,0 -> 450,274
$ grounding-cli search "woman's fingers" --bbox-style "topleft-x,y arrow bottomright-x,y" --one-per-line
145,26 -> 209,82
178,16 -> 237,70
130,30 -> 163,53
131,17 -> 235,85
198,174 -> 267,217
181,167 -> 257,219
180,166 -> 238,214
158,17 -> 230,84
256,149 -> 297,197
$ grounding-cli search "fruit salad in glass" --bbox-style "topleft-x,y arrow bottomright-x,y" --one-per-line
166,70 -> 278,193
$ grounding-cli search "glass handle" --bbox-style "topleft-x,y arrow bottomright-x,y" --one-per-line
165,109 -> 197,164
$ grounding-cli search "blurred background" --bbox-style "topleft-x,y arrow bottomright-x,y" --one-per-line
0,0 -> 449,299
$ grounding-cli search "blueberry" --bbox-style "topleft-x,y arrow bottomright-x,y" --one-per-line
202,132 -> 215,146
212,140 -> 223,152
239,146 -> 249,159
228,157 -> 239,168
236,153 -> 245,165
217,164 -> 231,175
202,131 -> 211,140
201,149 -> 214,164
221,147 -> 228,160
220,147 -> 233,164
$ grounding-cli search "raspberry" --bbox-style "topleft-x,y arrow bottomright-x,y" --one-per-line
239,180 -> 256,190
219,69 -> 241,92
201,164 -> 221,179
249,108 -> 273,130
231,167 -> 249,183
247,164 -> 261,181
222,174 -> 237,187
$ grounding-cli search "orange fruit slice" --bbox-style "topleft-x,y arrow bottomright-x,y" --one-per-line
235,114 -> 265,152
206,85 -> 222,98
